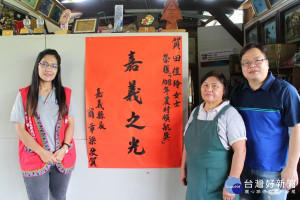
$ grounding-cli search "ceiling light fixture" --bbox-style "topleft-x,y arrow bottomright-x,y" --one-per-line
62,0 -> 85,3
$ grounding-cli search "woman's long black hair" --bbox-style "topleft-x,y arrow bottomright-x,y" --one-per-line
27,49 -> 68,117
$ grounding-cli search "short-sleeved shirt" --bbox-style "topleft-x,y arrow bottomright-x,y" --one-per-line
184,100 -> 247,150
230,72 -> 300,171
10,88 -> 75,152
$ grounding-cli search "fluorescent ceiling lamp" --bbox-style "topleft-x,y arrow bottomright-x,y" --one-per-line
125,9 -> 163,13
62,0 -> 85,3
69,12 -> 83,23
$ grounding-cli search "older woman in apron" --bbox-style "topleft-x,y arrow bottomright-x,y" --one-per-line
180,71 -> 246,200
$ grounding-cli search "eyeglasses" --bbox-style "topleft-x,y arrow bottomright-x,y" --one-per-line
39,61 -> 59,69
241,58 -> 268,68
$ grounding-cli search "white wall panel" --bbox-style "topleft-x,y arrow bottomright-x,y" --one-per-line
0,33 -> 188,200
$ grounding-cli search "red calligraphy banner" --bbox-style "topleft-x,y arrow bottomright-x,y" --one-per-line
85,36 -> 183,168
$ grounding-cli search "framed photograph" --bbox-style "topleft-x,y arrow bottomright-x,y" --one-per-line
266,0 -> 282,7
251,0 -> 269,15
37,0 -> 54,17
20,0 -> 39,9
246,24 -> 258,43
284,3 -> 300,43
262,17 -> 276,44
72,18 -> 99,33
50,5 -> 64,24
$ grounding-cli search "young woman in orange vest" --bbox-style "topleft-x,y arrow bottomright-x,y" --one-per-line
10,49 -> 76,200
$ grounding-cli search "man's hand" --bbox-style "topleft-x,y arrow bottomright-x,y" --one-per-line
281,166 -> 299,190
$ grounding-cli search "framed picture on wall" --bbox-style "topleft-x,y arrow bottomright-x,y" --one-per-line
251,0 -> 269,15
262,16 -> 276,44
20,0 -> 39,9
50,5 -> 64,24
283,3 -> 300,43
37,0 -> 54,17
72,18 -> 99,33
266,0 -> 282,7
246,23 -> 258,43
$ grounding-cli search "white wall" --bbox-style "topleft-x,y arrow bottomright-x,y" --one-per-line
0,33 -> 189,200
0,35 -> 46,200
197,24 -> 243,102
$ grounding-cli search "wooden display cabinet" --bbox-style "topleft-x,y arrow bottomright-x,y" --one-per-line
270,66 -> 300,92
229,66 -> 300,94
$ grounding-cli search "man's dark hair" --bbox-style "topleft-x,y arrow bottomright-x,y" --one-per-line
240,43 -> 267,60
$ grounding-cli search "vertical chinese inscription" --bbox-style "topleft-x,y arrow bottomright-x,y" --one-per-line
87,87 -> 106,167
161,37 -> 182,144
123,51 -> 146,155
85,36 -> 183,168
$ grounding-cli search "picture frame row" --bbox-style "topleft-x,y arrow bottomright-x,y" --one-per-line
251,0 -> 282,16
246,1 -> 300,44
19,0 -> 65,25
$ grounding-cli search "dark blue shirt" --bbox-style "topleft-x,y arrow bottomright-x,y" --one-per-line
230,72 -> 300,171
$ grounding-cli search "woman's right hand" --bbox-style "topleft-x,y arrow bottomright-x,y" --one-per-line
15,123 -> 58,164
180,166 -> 187,186
180,145 -> 188,185
38,148 -> 58,164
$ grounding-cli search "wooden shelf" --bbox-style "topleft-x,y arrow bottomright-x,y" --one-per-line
277,66 -> 296,69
